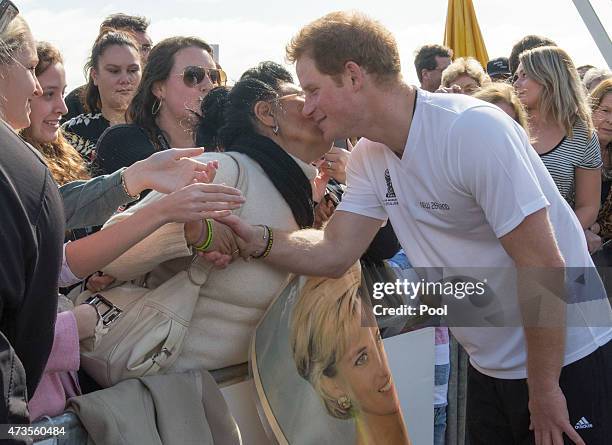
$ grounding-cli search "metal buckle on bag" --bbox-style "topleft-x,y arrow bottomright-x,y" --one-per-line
84,294 -> 123,327
151,348 -> 171,366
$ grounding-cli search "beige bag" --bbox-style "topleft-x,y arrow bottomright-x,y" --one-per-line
75,259 -> 211,387
76,152 -> 248,388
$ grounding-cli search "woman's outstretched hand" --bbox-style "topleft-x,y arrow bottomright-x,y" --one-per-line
155,183 -> 245,224
123,147 -> 221,195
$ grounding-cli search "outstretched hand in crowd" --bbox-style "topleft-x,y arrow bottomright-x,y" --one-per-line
121,147 -> 220,197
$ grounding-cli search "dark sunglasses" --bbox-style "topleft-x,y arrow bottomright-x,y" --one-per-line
181,65 -> 227,87
0,0 -> 18,34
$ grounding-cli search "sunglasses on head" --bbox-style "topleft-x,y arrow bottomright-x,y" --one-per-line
181,65 -> 227,87
0,0 -> 18,34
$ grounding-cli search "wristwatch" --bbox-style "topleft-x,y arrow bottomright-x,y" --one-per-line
84,294 -> 123,327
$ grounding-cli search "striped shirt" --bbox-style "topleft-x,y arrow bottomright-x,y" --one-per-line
539,121 -> 601,206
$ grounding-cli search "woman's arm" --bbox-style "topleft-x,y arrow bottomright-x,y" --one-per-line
103,154 -> 240,280
60,148 -> 216,230
65,182 -> 244,279
574,167 -> 601,229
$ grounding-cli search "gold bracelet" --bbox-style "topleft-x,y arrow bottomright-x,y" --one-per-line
120,170 -> 140,201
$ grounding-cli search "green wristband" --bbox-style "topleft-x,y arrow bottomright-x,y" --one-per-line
193,219 -> 214,252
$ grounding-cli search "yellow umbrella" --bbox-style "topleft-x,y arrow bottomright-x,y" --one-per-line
444,0 -> 489,68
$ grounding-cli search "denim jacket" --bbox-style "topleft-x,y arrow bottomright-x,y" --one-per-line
59,168 -> 134,230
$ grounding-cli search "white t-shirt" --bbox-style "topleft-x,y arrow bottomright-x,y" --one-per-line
338,89 -> 612,379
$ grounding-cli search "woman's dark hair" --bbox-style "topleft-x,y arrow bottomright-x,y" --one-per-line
195,86 -> 230,150
127,36 -> 212,149
197,61 -> 294,149
197,62 -> 315,228
82,29 -> 140,114
240,61 -> 293,88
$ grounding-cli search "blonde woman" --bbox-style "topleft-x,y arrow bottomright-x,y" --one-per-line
440,57 -> 490,95
589,79 -> 612,242
514,46 -> 601,234
291,264 -> 410,445
473,82 -> 530,133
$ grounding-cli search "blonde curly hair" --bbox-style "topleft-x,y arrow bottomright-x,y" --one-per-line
441,57 -> 491,90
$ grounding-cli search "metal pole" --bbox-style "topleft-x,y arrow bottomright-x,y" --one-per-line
571,0 -> 612,68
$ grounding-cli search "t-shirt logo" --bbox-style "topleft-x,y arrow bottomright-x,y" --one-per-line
385,169 -> 396,198
384,169 -> 398,206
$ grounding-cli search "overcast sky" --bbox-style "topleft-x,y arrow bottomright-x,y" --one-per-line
20,0 -> 611,91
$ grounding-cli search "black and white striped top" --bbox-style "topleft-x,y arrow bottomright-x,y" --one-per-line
540,120 -> 601,206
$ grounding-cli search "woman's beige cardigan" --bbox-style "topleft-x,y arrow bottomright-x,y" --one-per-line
103,152 -> 316,372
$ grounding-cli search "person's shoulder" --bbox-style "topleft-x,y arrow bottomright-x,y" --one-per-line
352,137 -> 387,159
97,124 -> 152,155
420,89 -> 497,119
100,123 -> 149,140
567,119 -> 594,144
451,99 -> 517,137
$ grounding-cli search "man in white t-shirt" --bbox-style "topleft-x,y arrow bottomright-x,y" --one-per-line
210,11 -> 612,445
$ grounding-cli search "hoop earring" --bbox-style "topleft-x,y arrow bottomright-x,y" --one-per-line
152,98 -> 163,116
337,396 -> 352,411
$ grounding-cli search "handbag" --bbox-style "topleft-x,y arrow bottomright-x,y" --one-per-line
75,258 -> 211,387
75,152 -> 248,387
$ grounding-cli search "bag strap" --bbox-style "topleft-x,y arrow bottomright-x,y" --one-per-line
188,152 -> 249,283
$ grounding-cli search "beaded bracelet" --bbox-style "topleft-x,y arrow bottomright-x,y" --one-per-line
193,219 -> 214,252
262,226 -> 274,258
120,169 -> 140,201
252,225 -> 273,259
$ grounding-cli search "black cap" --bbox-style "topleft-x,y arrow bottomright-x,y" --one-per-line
487,57 -> 511,78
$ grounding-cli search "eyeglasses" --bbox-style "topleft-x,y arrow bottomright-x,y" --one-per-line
180,66 -> 227,87
0,0 -> 18,34
278,91 -> 306,100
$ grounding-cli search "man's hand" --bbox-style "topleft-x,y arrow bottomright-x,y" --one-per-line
125,148 -> 220,195
197,215 -> 267,267
528,385 -> 585,445
208,220 -> 240,259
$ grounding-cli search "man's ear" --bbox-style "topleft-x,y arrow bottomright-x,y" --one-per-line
345,61 -> 365,91
421,68 -> 429,83
253,100 -> 276,128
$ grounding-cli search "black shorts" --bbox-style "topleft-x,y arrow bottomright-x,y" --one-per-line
466,339 -> 612,445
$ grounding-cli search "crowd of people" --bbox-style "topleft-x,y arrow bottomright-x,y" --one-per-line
1,2 -> 611,444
